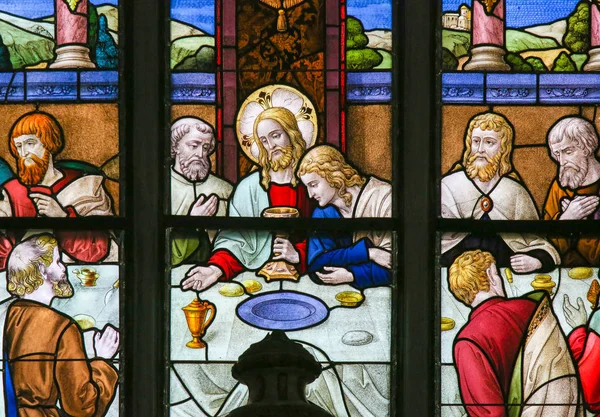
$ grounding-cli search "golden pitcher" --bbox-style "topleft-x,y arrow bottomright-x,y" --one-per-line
182,298 -> 216,349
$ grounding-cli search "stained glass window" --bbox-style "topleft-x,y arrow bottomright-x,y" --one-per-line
165,0 -> 398,409
0,0 -> 124,415
437,0 -> 600,415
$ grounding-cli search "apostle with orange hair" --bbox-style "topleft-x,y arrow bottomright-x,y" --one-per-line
0,111 -> 114,266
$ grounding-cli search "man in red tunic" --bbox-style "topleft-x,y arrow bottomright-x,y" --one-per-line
0,111 -> 113,268
563,294 -> 600,414
181,107 -> 312,291
449,250 -> 581,416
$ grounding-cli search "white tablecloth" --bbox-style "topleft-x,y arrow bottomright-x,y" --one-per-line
169,265 -> 393,417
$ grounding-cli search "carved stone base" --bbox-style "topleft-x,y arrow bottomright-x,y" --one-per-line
584,48 -> 600,71
463,45 -> 510,72
50,45 -> 96,69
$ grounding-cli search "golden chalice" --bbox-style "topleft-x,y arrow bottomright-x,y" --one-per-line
182,298 -> 216,349
257,207 -> 300,282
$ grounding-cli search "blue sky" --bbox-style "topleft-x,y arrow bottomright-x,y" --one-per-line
0,0 -> 117,19
171,0 -> 214,35
442,0 -> 581,28
348,0 -> 392,30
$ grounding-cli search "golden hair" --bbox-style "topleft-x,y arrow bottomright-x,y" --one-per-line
459,112 -> 516,180
7,234 -> 58,297
253,107 -> 306,190
297,145 -> 366,206
9,111 -> 64,158
448,250 -> 495,306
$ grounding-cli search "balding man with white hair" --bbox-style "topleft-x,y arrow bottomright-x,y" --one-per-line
170,116 -> 233,217
544,116 -> 600,265
170,116 -> 233,265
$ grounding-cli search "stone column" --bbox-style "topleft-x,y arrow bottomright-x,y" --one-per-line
50,0 -> 95,68
585,1 -> 600,71
464,0 -> 510,71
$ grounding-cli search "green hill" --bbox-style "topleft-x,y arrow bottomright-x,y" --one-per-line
0,21 -> 54,68
374,49 -> 392,69
506,29 -> 559,53
171,35 -> 215,69
442,29 -> 470,58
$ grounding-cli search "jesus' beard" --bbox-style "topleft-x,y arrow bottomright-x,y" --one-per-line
466,152 -> 501,183
180,154 -> 210,182
51,276 -> 73,298
559,160 -> 588,190
17,152 -> 49,186
268,145 -> 294,172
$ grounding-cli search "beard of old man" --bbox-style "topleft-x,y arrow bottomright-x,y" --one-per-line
18,150 -> 50,186
559,156 -> 589,190
179,151 -> 210,182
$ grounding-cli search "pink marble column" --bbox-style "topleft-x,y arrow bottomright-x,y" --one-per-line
50,0 -> 95,68
464,0 -> 510,71
585,1 -> 600,70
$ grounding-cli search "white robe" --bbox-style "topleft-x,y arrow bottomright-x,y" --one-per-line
441,171 -> 560,264
353,177 -> 392,251
170,168 -> 233,216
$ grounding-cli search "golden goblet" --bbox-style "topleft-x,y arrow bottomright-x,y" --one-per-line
257,207 -> 300,282
182,298 -> 216,349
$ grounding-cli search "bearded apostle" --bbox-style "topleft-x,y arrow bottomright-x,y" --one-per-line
169,117 -> 233,265
0,111 -> 114,267
449,250 -> 582,417
181,107 -> 313,292
441,112 -> 559,273
543,117 -> 600,266
2,234 -> 119,417
298,145 -> 392,289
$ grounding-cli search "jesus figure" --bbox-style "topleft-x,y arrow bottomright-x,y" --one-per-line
181,107 -> 313,291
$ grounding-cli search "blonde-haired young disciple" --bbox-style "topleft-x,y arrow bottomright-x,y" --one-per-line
297,145 -> 392,288
449,250 -> 582,417
441,112 -> 559,274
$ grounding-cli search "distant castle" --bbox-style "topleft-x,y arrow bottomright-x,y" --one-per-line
442,5 -> 471,31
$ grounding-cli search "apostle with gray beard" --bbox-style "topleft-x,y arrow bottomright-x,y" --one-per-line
441,112 -> 559,273
170,117 -> 233,217
543,116 -> 600,266
170,117 -> 233,265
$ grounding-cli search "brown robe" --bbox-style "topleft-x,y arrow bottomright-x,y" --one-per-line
4,300 -> 118,417
543,178 -> 600,266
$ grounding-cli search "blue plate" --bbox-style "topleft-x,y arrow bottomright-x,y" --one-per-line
236,291 -> 329,331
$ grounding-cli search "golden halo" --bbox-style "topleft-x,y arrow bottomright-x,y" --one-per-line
236,84 -> 318,163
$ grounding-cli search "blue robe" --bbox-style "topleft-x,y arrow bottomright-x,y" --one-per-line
308,206 -> 392,289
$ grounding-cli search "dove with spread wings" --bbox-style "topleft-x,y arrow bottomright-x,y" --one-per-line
258,0 -> 307,32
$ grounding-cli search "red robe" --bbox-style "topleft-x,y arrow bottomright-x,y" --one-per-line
569,327 -> 600,413
0,169 -> 110,268
453,297 -> 537,417
208,183 -> 312,279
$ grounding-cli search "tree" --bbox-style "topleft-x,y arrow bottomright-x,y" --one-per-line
563,1 -> 590,53
346,49 -> 383,70
88,4 -> 99,62
505,52 -> 533,72
95,15 -> 118,69
526,56 -> 547,71
346,16 -> 369,50
552,51 -> 577,71
441,47 -> 458,71
0,34 -> 12,71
